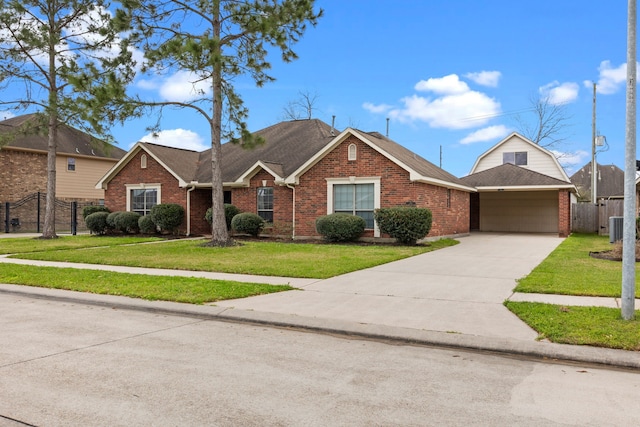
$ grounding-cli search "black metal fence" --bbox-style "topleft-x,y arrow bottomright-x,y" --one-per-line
1,192 -> 100,234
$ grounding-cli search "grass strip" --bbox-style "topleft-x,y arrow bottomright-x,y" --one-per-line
514,233 -> 639,297
0,236 -> 164,254
0,263 -> 293,304
13,238 -> 458,279
505,301 -> 640,351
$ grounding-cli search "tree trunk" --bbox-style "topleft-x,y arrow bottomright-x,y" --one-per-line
42,111 -> 58,239
208,0 -> 232,247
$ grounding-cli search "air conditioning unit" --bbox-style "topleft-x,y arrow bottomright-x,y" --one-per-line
609,216 -> 624,243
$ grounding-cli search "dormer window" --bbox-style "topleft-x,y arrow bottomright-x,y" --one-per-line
503,151 -> 527,166
141,154 -> 147,169
348,143 -> 357,161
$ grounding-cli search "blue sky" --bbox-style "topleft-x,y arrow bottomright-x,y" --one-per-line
2,1 -> 634,178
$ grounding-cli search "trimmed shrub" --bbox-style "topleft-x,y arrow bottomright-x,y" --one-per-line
138,215 -> 157,234
315,213 -> 366,242
374,207 -> 432,245
85,211 -> 109,235
231,212 -> 265,237
205,204 -> 241,230
150,203 -> 184,234
113,211 -> 141,234
106,211 -> 122,232
82,205 -> 110,220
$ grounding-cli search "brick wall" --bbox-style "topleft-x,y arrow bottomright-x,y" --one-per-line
104,150 -> 189,233
558,189 -> 571,237
0,149 -> 47,202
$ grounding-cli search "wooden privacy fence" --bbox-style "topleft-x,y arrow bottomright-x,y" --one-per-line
572,199 -> 624,235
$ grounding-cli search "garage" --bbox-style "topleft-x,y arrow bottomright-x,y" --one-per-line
479,191 -> 558,233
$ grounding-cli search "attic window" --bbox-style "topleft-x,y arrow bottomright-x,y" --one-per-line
141,154 -> 147,169
67,157 -> 76,171
503,151 -> 527,166
348,143 -> 357,161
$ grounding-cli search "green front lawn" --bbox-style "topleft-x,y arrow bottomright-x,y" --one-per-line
12,238 -> 458,279
0,263 -> 292,304
0,235 -> 164,254
506,301 -> 640,351
508,233 -> 640,350
514,233 -> 639,297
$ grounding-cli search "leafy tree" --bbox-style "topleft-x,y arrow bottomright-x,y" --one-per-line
0,0 -> 135,238
118,0 -> 322,246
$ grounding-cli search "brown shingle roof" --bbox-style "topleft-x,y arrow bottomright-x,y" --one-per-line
0,113 -> 125,160
570,163 -> 624,200
211,119 -> 336,182
460,163 -> 572,187
141,142 -> 202,184
356,130 -> 469,187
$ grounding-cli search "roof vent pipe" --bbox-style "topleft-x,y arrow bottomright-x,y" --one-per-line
386,118 -> 389,137
331,115 -> 335,136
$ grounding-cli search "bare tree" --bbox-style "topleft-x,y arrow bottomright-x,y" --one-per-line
281,90 -> 319,120
514,93 -> 573,148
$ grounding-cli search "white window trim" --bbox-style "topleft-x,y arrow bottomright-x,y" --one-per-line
141,154 -> 148,169
326,176 -> 381,237
348,143 -> 357,161
125,183 -> 161,214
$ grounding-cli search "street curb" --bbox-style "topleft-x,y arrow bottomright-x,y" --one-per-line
2,283 -> 638,371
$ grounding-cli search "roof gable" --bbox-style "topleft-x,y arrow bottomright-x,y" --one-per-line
570,162 -> 624,199
0,113 -> 125,160
470,132 -> 570,182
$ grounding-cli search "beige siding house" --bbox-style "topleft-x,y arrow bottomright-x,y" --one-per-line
461,133 -> 575,237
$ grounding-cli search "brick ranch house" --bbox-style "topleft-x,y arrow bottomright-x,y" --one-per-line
96,119 -> 475,239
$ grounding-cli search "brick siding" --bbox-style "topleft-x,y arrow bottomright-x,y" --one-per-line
0,149 -> 47,202
558,189 -> 571,237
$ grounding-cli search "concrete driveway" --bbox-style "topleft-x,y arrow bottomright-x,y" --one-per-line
216,233 -> 565,340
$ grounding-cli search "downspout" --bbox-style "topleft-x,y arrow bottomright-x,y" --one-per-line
186,184 -> 196,236
286,183 -> 296,239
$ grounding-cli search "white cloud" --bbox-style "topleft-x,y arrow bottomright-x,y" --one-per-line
362,102 -> 392,114
415,74 -> 470,95
0,110 -> 16,121
592,60 -> 628,95
464,71 -> 501,87
159,70 -> 212,102
460,125 -> 511,144
389,90 -> 501,129
551,149 -> 589,170
134,129 -> 208,151
539,81 -> 579,105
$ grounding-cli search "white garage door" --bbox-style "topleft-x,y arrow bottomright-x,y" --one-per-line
480,191 -> 558,233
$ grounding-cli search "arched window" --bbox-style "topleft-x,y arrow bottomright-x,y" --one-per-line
348,143 -> 357,161
141,154 -> 147,169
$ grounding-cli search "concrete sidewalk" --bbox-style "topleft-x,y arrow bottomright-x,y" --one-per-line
1,232 -> 638,369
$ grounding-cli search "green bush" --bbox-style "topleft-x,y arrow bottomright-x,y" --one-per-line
113,211 -> 141,234
205,204 -> 241,230
150,203 -> 184,233
106,211 -> 122,232
315,213 -> 366,242
82,205 -> 110,220
231,212 -> 265,237
85,211 -> 109,235
374,207 -> 432,245
138,215 -> 157,234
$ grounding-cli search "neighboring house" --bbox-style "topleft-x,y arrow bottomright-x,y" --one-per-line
97,119 -> 475,238
460,133 -> 575,237
570,162 -> 624,202
0,114 -> 126,203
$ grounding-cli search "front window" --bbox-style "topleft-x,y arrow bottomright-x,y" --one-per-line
503,151 -> 527,166
130,188 -> 157,215
334,183 -> 374,228
67,157 -> 76,171
257,187 -> 273,222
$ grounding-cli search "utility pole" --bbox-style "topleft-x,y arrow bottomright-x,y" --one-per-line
591,83 -> 598,204
622,0 -> 636,320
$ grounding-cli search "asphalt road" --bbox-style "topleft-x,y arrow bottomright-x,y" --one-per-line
1,294 -> 639,426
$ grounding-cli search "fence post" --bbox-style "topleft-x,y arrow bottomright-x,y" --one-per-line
4,202 -> 9,233
71,201 -> 77,235
37,192 -> 41,233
